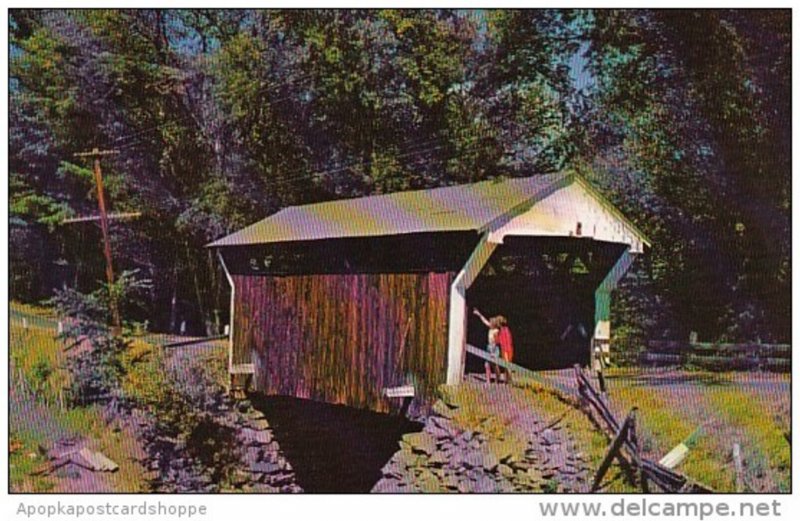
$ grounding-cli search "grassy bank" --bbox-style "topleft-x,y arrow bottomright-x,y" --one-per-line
602,368 -> 790,492
10,304 -> 150,492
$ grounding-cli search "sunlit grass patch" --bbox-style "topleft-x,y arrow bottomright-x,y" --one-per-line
602,369 -> 789,492
604,373 -> 735,490
9,431 -> 55,493
11,300 -> 58,318
10,310 -> 149,492
10,324 -> 69,406
706,387 -> 790,492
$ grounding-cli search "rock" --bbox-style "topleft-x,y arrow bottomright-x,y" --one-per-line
548,451 -> 567,468
443,474 -> 460,490
231,470 -> 250,487
463,452 -> 484,469
498,464 -> 515,479
448,447 -> 468,468
428,450 -> 449,467
244,446 -> 263,466
240,428 -> 272,446
427,424 -> 453,441
496,480 -> 515,493
432,401 -> 456,418
527,467 -> 543,480
372,478 -> 401,493
482,453 -> 500,472
250,461 -> 282,474
485,439 -> 518,464
457,478 -> 472,493
247,409 -> 266,420
402,432 -> 438,456
429,416 -> 456,434
381,459 -> 404,479
540,429 -> 557,445
268,472 -> 295,486
250,419 -> 270,431
415,469 -> 442,492
471,473 -> 498,493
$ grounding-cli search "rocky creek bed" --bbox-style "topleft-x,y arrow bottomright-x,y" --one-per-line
133,397 -> 303,493
372,378 -> 591,493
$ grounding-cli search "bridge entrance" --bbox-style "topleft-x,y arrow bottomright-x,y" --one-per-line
466,236 -> 627,371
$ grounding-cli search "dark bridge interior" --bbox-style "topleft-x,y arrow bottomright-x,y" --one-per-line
250,395 -> 423,493
466,236 -> 627,371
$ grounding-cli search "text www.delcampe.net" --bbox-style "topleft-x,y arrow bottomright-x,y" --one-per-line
538,498 -> 782,519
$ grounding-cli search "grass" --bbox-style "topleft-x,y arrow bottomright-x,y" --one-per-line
601,368 -> 789,492
437,384 -> 529,461
10,312 -> 149,492
10,301 -> 58,318
606,375 -> 734,490
9,431 -> 56,493
10,324 -> 70,406
706,387 -> 791,492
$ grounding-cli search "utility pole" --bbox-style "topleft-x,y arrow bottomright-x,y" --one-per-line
74,147 -> 122,333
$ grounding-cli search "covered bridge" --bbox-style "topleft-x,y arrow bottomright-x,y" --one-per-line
208,171 -> 649,412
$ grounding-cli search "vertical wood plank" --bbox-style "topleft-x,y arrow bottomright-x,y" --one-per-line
233,271 -> 456,411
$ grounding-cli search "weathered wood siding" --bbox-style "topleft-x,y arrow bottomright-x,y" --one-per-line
232,272 -> 454,412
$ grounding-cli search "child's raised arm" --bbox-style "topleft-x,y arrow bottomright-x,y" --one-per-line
473,308 -> 491,328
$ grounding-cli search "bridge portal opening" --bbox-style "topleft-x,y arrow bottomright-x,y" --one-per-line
466,236 -> 627,371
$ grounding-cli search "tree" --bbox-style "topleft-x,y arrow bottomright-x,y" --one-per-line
582,9 -> 790,342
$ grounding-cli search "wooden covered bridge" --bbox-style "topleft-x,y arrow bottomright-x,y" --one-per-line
208,172 -> 649,412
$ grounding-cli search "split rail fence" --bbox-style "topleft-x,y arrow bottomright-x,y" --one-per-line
639,341 -> 789,372
464,345 -> 711,493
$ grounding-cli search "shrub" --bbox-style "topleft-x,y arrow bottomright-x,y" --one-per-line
29,358 -> 53,398
49,270 -> 150,406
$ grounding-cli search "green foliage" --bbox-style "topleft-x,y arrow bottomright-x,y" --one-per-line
10,172 -> 75,230
8,8 -> 791,343
9,432 -> 55,493
127,350 -> 242,485
48,270 -> 151,405
583,9 -> 790,342
30,358 -> 54,396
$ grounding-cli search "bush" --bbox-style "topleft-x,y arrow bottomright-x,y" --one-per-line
49,270 -> 150,406
132,356 -> 242,487
29,358 -> 53,398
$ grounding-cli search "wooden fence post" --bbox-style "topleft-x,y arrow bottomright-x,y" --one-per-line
592,409 -> 636,492
627,408 -> 649,492
733,443 -> 745,492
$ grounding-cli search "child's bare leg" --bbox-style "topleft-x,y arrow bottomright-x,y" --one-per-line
484,362 -> 492,383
